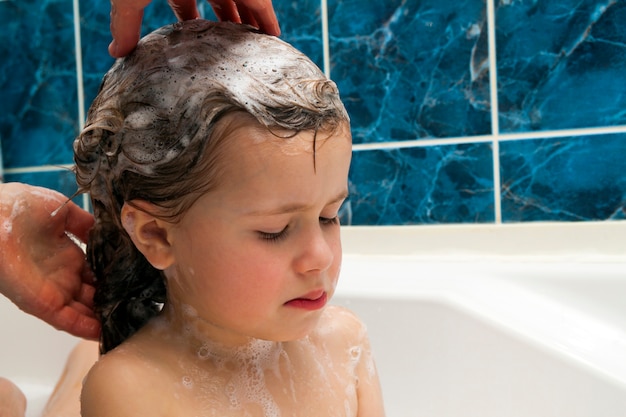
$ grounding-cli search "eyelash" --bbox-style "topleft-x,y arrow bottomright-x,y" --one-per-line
258,227 -> 289,243
320,216 -> 340,226
258,216 -> 339,243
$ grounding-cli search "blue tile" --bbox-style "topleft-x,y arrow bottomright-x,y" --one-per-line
5,0 -> 624,227
328,0 -> 491,143
346,144 -> 495,225
0,0 -> 79,168
496,0 -> 626,132
500,134 -> 626,222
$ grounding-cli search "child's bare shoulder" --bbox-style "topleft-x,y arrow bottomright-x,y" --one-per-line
313,305 -> 370,345
81,344 -> 165,416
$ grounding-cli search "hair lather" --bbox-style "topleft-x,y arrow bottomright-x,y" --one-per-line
74,20 -> 349,353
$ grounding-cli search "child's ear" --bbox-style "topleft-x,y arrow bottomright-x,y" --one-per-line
121,201 -> 175,270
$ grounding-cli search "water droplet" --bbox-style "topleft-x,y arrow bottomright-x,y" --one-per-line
349,346 -> 361,361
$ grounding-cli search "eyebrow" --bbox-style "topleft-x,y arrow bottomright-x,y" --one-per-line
245,190 -> 349,217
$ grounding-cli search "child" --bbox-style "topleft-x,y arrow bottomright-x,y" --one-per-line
74,20 -> 385,416
0,378 -> 26,417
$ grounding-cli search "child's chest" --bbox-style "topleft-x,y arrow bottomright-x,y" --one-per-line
168,343 -> 360,417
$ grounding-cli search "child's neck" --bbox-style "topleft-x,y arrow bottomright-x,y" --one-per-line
155,303 -> 285,368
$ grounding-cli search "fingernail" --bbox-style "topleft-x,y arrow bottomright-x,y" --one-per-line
108,40 -> 119,58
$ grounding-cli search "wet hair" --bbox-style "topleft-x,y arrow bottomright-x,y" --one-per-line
74,20 -> 349,353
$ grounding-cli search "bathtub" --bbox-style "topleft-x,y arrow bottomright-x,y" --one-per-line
2,222 -> 626,417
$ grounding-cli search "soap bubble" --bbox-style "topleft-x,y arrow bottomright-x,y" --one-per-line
182,375 -> 193,389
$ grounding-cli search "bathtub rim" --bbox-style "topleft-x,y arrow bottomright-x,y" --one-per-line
340,220 -> 626,261
335,221 -> 626,394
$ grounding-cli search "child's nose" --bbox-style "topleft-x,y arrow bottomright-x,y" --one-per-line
294,225 -> 335,275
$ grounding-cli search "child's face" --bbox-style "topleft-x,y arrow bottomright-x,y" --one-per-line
164,119 -> 352,346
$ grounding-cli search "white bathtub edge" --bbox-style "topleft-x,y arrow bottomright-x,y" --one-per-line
340,221 -> 626,260
336,255 -> 626,391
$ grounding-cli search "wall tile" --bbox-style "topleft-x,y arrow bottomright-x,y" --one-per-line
496,0 -> 626,132
328,0 -> 491,143
0,0 -> 78,168
500,133 -> 626,222
3,0 -> 625,226
346,143 -> 494,225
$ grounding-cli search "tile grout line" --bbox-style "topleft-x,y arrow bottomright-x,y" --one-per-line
487,0 -> 502,224
321,0 -> 330,79
73,0 -> 88,210
350,124 -> 626,152
4,165 -> 75,174
73,0 -> 85,130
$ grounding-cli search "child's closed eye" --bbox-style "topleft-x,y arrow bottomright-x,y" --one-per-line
258,226 -> 289,242
258,216 -> 338,243
319,216 -> 339,226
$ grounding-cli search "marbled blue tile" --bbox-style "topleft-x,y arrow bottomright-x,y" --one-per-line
328,0 -> 491,143
500,134 -> 626,222
0,0 -> 79,168
5,0 -> 626,228
496,0 -> 626,132
345,144 -> 494,225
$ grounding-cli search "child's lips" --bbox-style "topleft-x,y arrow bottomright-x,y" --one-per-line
284,290 -> 328,310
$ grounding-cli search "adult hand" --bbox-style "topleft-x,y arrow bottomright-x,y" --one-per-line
109,0 -> 280,58
0,183 -> 99,339
207,0 -> 280,36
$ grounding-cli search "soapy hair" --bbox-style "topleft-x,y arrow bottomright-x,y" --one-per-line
74,20 -> 349,353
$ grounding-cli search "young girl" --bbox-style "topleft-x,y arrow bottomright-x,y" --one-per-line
74,20 -> 385,416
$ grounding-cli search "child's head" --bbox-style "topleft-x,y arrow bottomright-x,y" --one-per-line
74,20 -> 351,353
